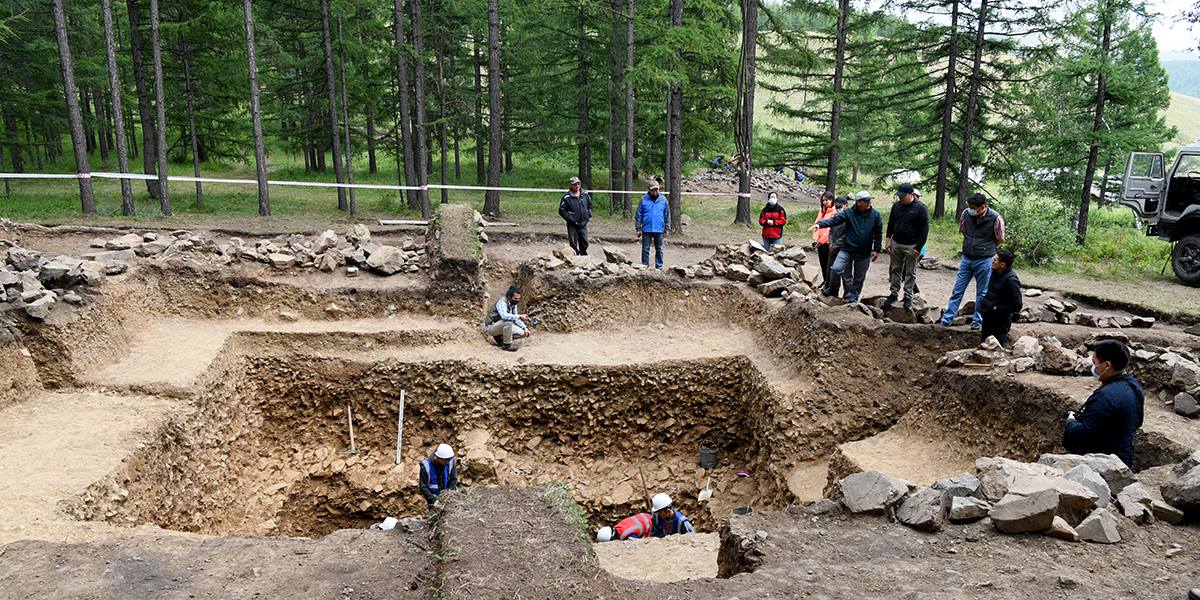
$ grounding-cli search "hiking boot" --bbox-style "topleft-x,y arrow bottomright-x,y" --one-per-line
902,298 -> 913,311
500,343 -> 519,352
882,294 -> 897,309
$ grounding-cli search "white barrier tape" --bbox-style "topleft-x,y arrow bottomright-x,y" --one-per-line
0,172 -> 754,197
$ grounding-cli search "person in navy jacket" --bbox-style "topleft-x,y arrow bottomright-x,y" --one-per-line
1064,340 -> 1144,468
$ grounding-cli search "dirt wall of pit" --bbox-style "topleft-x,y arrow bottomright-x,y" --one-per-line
0,337 -> 40,409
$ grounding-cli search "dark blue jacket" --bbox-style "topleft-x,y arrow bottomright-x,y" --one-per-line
636,194 -> 671,233
1063,373 -> 1144,467
816,206 -> 883,259
651,510 -> 694,537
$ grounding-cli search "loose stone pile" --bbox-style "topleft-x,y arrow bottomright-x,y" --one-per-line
1,245 -> 112,321
938,334 -> 1200,418
834,451 -> 1198,542
1016,290 -> 1156,330
683,168 -> 823,200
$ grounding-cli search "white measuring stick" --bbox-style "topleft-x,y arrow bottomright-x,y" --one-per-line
395,390 -> 406,465
346,404 -> 357,455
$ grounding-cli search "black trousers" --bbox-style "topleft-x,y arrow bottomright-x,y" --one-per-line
817,243 -> 831,284
567,223 -> 589,255
980,311 -> 1013,345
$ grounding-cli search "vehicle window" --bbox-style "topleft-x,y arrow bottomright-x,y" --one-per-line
1131,154 -> 1164,178
1171,154 -> 1200,179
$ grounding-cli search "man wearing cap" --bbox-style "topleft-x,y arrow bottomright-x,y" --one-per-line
940,192 -> 1006,330
595,512 -> 653,542
558,176 -> 593,256
649,493 -> 694,537
884,183 -> 929,310
636,181 -> 671,269
419,443 -> 459,509
810,191 -> 883,303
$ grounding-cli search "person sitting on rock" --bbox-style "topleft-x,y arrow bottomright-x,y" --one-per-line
978,249 -> 1022,345
649,493 -> 694,537
1064,340 -> 1144,468
484,285 -> 531,352
595,512 -> 653,542
419,443 -> 458,509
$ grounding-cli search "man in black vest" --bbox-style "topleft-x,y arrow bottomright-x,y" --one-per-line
559,176 -> 593,256
939,193 -> 1005,330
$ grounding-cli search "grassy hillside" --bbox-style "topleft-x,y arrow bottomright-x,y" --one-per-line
1166,92 -> 1200,149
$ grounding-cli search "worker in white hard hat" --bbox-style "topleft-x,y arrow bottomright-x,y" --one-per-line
419,443 -> 458,509
649,493 -> 694,537
595,512 -> 653,542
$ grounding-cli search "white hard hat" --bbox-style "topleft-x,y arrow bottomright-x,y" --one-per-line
434,443 -> 455,459
596,526 -> 614,542
651,493 -> 673,513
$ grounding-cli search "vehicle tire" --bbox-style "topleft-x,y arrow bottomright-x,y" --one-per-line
1172,234 -> 1200,287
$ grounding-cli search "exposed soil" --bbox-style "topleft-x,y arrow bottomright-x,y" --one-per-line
1,213 -> 1198,598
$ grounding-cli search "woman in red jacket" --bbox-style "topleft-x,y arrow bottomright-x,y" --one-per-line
759,192 -> 787,249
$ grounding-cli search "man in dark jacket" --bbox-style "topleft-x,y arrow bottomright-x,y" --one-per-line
978,249 -> 1022,345
558,176 -> 593,256
1064,340 -> 1144,468
884,183 -> 929,310
940,193 -> 1005,330
811,191 -> 882,303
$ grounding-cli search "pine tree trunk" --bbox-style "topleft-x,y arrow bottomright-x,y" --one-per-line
3,106 -> 23,173
666,0 -> 683,234
181,35 -> 203,209
51,0 -> 95,213
410,0 -> 431,216
576,14 -> 592,189
126,0 -> 161,199
320,0 -> 348,211
393,0 -> 419,209
244,0 -> 269,215
955,0 -> 988,213
826,0 -> 848,195
623,0 -> 634,218
0,145 -> 7,197
81,87 -> 96,155
436,33 -> 449,204
473,37 -> 485,185
734,0 -> 758,225
94,89 -> 111,162
102,0 -> 134,213
608,0 -> 625,214
1077,8 -> 1111,246
365,71 -> 377,175
482,0 -> 503,217
933,0 -> 961,220
337,15 -> 357,214
149,0 -> 171,215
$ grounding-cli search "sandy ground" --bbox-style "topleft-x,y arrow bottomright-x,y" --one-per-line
0,391 -> 184,545
593,533 -> 720,583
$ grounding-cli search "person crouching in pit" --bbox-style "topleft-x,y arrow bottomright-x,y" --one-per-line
419,443 -> 458,509
650,493 -> 694,537
484,285 -> 531,352
595,512 -> 653,542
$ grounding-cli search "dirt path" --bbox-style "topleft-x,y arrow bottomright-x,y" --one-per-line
0,391 -> 183,544
593,533 -> 720,583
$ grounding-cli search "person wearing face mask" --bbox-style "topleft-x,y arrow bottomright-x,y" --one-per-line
759,192 -> 788,249
939,193 -> 1006,330
1063,340 -> 1144,468
636,180 -> 671,269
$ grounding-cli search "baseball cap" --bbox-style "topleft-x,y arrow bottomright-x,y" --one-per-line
897,183 -> 915,196
648,181 -> 661,189
569,176 -> 581,185
833,195 -> 849,207
854,191 -> 872,201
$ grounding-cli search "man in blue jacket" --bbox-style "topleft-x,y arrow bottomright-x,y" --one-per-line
1064,340 -> 1144,468
636,181 -> 671,269
810,190 -> 882,303
649,493 -> 694,537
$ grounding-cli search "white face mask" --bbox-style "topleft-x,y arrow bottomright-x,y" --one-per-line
768,197 -> 778,205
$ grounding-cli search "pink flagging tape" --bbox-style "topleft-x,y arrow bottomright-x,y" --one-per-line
0,172 -> 754,197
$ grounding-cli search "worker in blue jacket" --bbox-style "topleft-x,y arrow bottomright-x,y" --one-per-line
635,181 -> 671,270
1064,340 -> 1144,468
649,493 -> 694,537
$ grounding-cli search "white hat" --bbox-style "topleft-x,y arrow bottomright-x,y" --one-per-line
651,492 -> 673,513
596,526 -> 614,542
854,190 -> 872,201
434,443 -> 455,459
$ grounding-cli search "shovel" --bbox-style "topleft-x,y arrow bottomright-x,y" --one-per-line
697,477 -> 713,503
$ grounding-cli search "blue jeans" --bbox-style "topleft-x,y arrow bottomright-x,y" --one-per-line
763,237 -> 782,250
829,249 -> 871,302
941,256 -> 993,326
641,232 -> 665,269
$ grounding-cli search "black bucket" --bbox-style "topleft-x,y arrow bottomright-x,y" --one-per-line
699,444 -> 718,469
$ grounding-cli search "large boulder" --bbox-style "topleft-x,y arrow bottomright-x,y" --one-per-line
313,230 -> 339,254
23,293 -> 55,320
1115,483 -> 1154,524
976,456 -> 1063,501
896,487 -> 944,531
5,247 -> 41,271
602,246 -> 631,265
725,264 -> 752,282
754,256 -> 792,281
933,473 -> 981,501
1011,336 -> 1042,358
1076,508 -> 1121,543
1037,338 -> 1085,375
989,489 -> 1059,534
38,258 -> 83,285
83,249 -> 136,265
777,245 -> 807,263
105,233 -> 144,250
758,278 -> 796,298
1063,464 -> 1111,508
837,470 -> 910,514
1174,392 -> 1200,418
347,224 -> 371,243
267,253 -> 295,269
1171,362 -> 1200,391
366,245 -> 406,275
1161,463 -> 1200,516
948,496 -> 992,523
1038,453 -> 1136,493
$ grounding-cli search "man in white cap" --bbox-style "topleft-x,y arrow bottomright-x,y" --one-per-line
595,511 -> 653,542
636,180 -> 670,269
810,190 -> 883,303
559,176 -> 593,256
419,443 -> 458,509
649,492 -> 694,537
